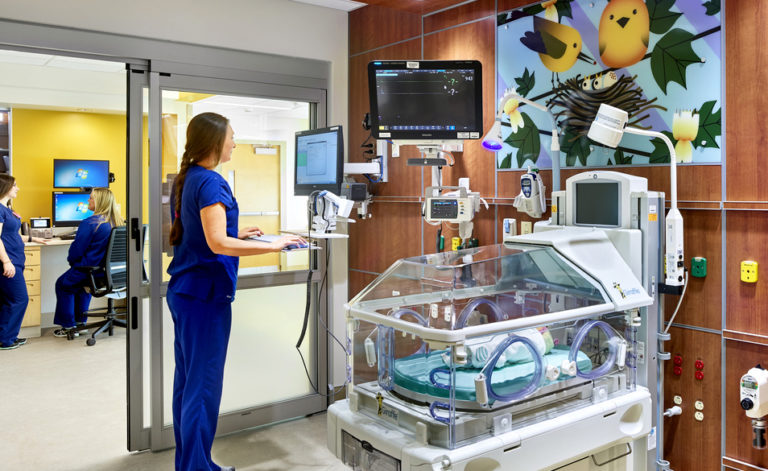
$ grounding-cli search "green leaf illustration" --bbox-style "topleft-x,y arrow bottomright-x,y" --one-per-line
503,113 -> 541,168
647,0 -> 683,35
560,129 -> 590,167
649,131 -> 675,163
703,0 -> 720,16
650,28 -> 700,94
692,100 -> 721,149
514,68 -> 536,97
499,153 -> 512,169
613,149 -> 634,165
556,1 -> 573,21
521,4 -> 544,16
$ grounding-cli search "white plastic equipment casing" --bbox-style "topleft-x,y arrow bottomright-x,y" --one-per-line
741,367 -> 768,419
327,388 -> 651,471
587,104 -> 628,148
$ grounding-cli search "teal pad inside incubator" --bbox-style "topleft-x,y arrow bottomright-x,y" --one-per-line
393,346 -> 593,402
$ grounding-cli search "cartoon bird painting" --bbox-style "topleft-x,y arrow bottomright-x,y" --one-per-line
521,15 -> 595,85
598,0 -> 650,69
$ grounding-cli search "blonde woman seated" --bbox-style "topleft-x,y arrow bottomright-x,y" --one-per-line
53,188 -> 123,338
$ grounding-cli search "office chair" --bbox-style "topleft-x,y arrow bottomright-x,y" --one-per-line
75,225 -> 128,346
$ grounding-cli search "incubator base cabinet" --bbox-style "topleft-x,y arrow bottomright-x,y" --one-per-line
328,172 -> 666,470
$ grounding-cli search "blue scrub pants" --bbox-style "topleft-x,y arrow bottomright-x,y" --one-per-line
53,268 -> 92,328
0,265 -> 29,347
167,290 -> 232,471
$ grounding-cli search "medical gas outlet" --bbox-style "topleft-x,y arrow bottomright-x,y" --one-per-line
741,261 -> 758,283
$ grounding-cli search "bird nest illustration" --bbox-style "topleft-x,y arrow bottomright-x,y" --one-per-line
547,72 -> 667,141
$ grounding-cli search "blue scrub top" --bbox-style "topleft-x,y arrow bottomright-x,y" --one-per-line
0,204 -> 25,268
68,215 -> 112,268
167,165 -> 239,303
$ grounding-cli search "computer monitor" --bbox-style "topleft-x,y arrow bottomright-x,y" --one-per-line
52,191 -> 93,227
53,159 -> 110,189
367,60 -> 483,141
294,125 -> 343,196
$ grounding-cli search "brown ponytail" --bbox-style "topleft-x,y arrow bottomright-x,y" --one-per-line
169,112 -> 230,246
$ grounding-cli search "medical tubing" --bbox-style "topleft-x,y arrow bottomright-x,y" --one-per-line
456,299 -> 505,329
295,190 -> 322,350
664,270 -> 689,334
391,308 -> 429,354
482,335 -> 544,403
429,401 -> 451,424
568,320 -> 619,379
429,367 -> 451,390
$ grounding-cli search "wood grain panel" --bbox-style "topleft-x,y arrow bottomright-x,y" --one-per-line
559,165 -> 722,202
724,330 -> 768,347
497,0 -> 538,13
348,270 -> 379,301
725,339 -> 768,467
349,39 -> 423,198
362,0 -> 476,15
496,202 -> 551,242
725,203 -> 768,211
725,0 -> 768,201
723,456 -> 768,471
422,201 -> 498,254
348,201 -> 423,273
663,210 -> 722,331
423,0 -> 495,33
423,17 -> 496,197
726,211 -> 768,336
663,327 -> 721,471
349,5 -> 421,55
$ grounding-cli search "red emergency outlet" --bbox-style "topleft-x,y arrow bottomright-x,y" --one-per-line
673,366 -> 682,376
673,355 -> 683,366
695,370 -> 704,380
695,360 -> 704,370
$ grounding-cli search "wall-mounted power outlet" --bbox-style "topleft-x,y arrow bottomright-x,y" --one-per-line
691,257 -> 707,278
741,260 -> 758,283
521,221 -> 532,235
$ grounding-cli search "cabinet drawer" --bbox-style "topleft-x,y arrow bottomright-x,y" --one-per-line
25,279 -> 40,296
24,248 -> 41,266
21,295 -> 41,328
24,264 -> 41,281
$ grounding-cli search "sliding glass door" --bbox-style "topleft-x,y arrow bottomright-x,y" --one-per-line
127,69 -> 329,451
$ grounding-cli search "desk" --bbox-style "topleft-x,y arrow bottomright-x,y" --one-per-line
21,239 -> 108,337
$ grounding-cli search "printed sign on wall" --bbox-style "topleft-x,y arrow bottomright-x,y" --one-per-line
496,0 -> 721,169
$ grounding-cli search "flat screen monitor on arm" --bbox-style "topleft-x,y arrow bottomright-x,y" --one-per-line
294,125 -> 344,196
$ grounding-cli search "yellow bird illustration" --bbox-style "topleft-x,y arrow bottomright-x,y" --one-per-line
521,16 -> 595,84
580,71 -> 619,91
598,0 -> 650,68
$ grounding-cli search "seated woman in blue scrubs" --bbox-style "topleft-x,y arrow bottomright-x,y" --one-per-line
0,174 -> 48,350
167,112 -> 303,471
53,187 -> 122,338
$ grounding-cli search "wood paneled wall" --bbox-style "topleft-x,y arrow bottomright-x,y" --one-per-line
347,1 -> 766,469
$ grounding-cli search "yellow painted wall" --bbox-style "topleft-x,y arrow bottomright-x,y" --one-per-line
11,108 -> 126,223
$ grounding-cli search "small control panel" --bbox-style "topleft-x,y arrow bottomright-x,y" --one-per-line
427,198 -> 472,223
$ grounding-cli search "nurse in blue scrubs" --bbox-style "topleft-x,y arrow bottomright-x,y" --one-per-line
167,112 -> 303,471
0,174 -> 48,350
53,187 -> 122,339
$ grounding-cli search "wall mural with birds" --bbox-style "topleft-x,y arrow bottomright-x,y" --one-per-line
496,0 -> 721,169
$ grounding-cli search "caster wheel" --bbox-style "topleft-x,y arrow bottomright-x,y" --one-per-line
86,338 -> 96,346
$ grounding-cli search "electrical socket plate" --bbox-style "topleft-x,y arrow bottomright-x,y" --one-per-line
691,257 -> 707,278
741,260 -> 758,283
521,221 -> 532,235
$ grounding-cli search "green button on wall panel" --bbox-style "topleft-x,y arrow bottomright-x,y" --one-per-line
691,257 -> 707,278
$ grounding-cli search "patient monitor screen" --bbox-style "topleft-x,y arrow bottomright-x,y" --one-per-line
294,126 -> 343,196
575,182 -> 619,227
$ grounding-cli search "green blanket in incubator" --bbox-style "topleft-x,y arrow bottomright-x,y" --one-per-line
393,346 -> 593,402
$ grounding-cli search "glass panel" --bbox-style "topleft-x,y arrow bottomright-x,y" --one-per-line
159,91 -> 312,281
162,283 -> 316,425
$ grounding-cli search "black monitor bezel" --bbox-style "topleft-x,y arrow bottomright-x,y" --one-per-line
294,125 -> 344,196
53,158 -> 110,189
52,190 -> 93,228
367,60 -> 483,141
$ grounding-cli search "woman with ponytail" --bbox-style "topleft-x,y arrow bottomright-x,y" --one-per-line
167,112 -> 302,471
52,187 -> 123,338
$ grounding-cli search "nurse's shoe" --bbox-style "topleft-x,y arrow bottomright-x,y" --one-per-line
0,342 -> 20,350
219,467 -> 235,471
13,338 -> 27,346
53,328 -> 78,340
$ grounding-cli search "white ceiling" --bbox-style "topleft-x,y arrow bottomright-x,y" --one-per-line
289,0 -> 366,11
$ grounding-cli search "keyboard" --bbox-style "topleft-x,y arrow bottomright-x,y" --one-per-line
248,234 -> 312,251
59,233 -> 77,241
